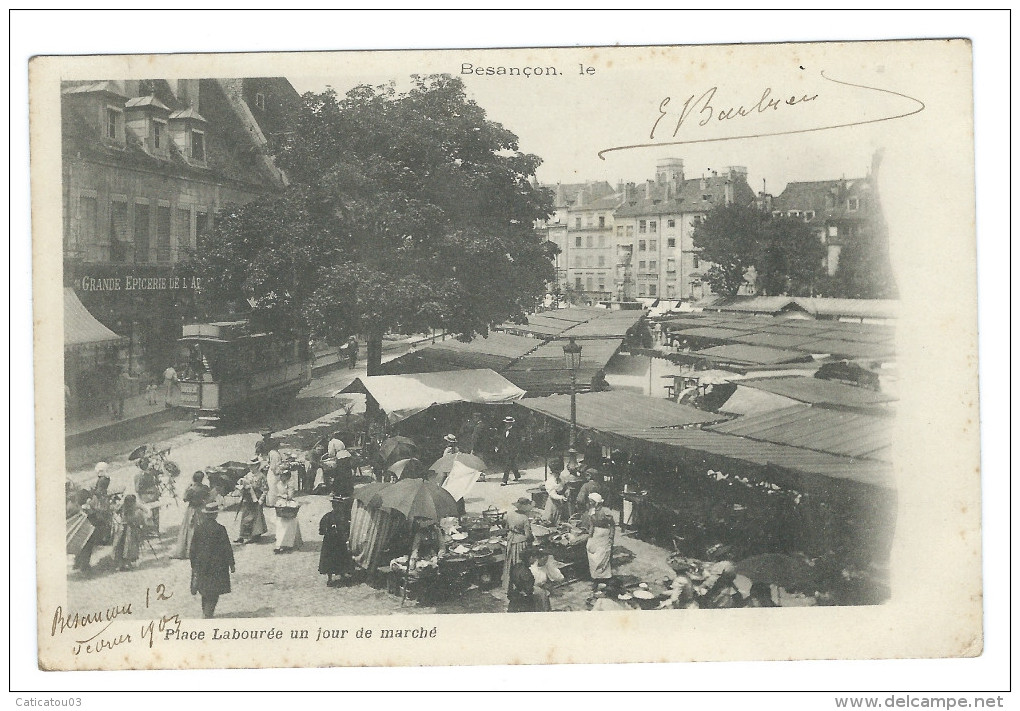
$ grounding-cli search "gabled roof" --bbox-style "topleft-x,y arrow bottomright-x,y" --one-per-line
614,174 -> 758,217
168,107 -> 207,122
62,81 -> 127,99
125,95 -> 171,112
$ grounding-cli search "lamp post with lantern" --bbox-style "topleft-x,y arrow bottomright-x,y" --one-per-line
561,336 -> 583,455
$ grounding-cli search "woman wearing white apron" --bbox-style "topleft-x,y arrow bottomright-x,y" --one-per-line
585,492 -> 614,584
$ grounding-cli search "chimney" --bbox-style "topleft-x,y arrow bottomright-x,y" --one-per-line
645,180 -> 654,199
724,179 -> 734,206
576,186 -> 585,208
555,183 -> 566,206
616,180 -> 624,193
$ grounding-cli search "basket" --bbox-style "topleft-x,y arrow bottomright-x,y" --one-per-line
275,505 -> 300,519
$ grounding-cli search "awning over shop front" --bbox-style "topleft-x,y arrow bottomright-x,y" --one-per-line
336,368 -> 526,424
64,288 -> 125,350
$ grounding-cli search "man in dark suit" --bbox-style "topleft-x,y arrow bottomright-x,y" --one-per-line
189,503 -> 235,619
500,416 -> 523,486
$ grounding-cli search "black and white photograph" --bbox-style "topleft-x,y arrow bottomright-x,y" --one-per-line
22,22 -> 997,687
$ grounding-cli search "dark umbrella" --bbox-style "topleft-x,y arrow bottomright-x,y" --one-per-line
428,452 -> 488,477
352,480 -> 390,507
378,436 -> 419,465
735,553 -> 819,591
387,458 -> 427,481
368,478 -> 459,605
128,444 -> 151,461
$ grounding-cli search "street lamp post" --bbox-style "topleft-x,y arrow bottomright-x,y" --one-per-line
562,336 -> 583,450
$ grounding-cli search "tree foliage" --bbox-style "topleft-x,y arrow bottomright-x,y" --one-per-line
692,203 -> 826,297
192,75 -> 554,371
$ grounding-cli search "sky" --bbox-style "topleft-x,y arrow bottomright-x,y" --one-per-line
287,53 -> 889,197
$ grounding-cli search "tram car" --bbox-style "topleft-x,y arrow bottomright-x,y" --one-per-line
176,320 -> 312,425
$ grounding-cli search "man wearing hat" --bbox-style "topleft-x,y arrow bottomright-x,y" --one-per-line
442,434 -> 459,457
318,495 -> 354,587
189,503 -> 235,619
499,416 -> 523,486
234,458 -> 268,544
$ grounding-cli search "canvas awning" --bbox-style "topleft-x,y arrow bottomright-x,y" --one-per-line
64,288 -> 125,350
336,368 -> 526,424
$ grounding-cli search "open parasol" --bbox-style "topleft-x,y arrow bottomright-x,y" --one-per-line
735,553 -> 819,591
368,477 -> 459,523
128,444 -> 151,461
387,458 -> 427,481
369,478 -> 459,606
352,480 -> 390,507
378,436 -> 418,465
428,452 -> 487,477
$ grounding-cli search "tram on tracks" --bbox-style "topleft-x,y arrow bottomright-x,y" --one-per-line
176,320 -> 312,426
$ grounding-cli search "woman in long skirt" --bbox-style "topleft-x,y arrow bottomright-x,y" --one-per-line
234,460 -> 268,544
272,469 -> 302,553
318,495 -> 354,586
542,471 -> 567,525
502,497 -> 534,590
111,495 -> 146,570
585,493 -> 615,584
173,472 -> 211,559
529,552 -> 565,612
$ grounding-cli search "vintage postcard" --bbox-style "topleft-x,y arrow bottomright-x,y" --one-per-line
30,39 -> 981,672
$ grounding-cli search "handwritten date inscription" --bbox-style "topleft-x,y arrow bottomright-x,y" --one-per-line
51,582 -> 178,657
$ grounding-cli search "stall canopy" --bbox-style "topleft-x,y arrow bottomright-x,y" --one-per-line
738,376 -> 896,411
708,404 -> 893,461
337,368 -> 525,424
64,288 -> 125,350
518,390 -> 726,437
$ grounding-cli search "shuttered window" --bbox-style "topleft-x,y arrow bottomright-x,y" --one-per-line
134,203 -> 150,263
110,200 -> 130,262
156,205 -> 172,262
176,208 -> 192,251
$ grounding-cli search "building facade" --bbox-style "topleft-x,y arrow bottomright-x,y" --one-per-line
770,176 -> 875,277
61,77 -> 299,412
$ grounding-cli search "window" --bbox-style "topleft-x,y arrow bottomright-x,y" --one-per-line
666,284 -> 676,298
176,207 -> 192,251
693,256 -> 700,269
804,210 -> 815,220
666,258 -> 676,273
667,238 -> 676,248
639,220 -> 646,233
649,239 -> 657,251
575,235 -> 582,247
106,107 -> 120,140
847,197 -> 859,211
638,260 -> 646,270
626,226 -> 633,237
585,255 -> 594,267
598,255 -> 605,267
575,217 -> 581,228
617,226 -> 624,237
75,195 -> 98,259
649,260 -> 657,271
134,202 -> 150,263
196,210 -> 210,247
598,215 -> 605,228
828,225 -> 838,238
255,92 -> 266,111
649,284 -> 657,296
702,194 -> 712,202
667,219 -> 675,228
191,131 -> 205,161
156,205 -> 172,262
110,200 -> 129,262
598,279 -> 605,292
586,235 -> 593,248
586,277 -> 593,291
153,120 -> 165,149
598,234 -> 606,247
650,221 -> 657,233
638,240 -> 646,251
638,284 -> 646,296
575,277 -> 582,289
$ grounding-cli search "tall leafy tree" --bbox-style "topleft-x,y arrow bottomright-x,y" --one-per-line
755,217 -> 827,296
692,203 -> 827,297
193,75 -> 554,373
691,203 -> 762,296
